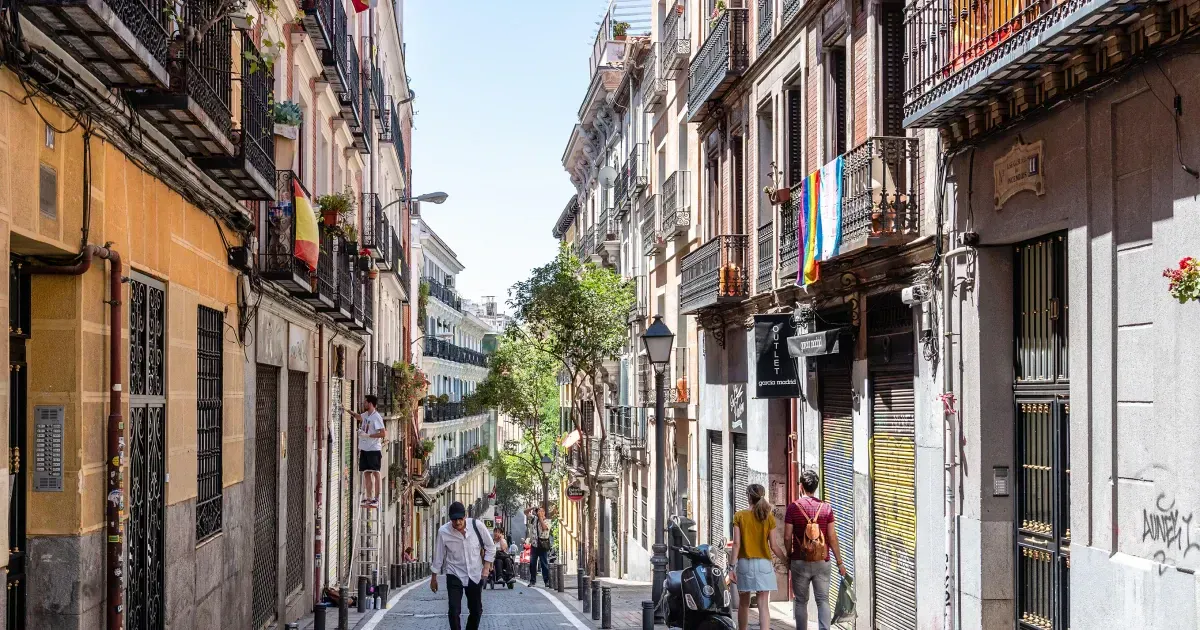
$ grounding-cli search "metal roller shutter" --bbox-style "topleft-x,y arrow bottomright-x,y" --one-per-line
871,369 -> 917,630
820,362 -> 854,603
732,434 -> 749,515
708,431 -> 725,547
342,379 -> 354,581
327,377 -> 343,586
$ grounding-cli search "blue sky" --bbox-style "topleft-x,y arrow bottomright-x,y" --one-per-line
403,0 -> 605,305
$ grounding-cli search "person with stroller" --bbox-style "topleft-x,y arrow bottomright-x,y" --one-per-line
489,527 -> 516,589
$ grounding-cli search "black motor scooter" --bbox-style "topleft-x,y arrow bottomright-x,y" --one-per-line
661,517 -> 735,630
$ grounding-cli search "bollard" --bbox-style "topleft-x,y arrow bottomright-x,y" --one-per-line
358,576 -> 369,613
601,587 -> 612,629
556,564 -> 565,593
338,587 -> 350,630
641,601 -> 655,630
582,576 -> 591,614
591,581 -> 601,621
549,563 -> 557,590
379,584 -> 390,608
577,570 -> 584,600
313,604 -> 327,630
286,624 -> 299,630
399,563 -> 406,585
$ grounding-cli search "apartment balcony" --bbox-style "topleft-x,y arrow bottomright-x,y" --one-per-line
370,57 -> 384,115
379,96 -> 398,144
580,227 -> 597,264
687,8 -> 749,123
679,234 -> 749,314
424,338 -> 489,368
352,70 -> 373,154
643,44 -> 667,109
341,264 -> 365,331
756,222 -> 774,294
195,34 -> 275,201
641,195 -> 663,257
661,170 -> 691,237
668,347 -> 691,406
358,277 -> 374,335
365,361 -> 394,415
663,1 -> 691,74
317,234 -> 354,321
627,275 -> 647,325
783,0 -> 802,25
757,0 -> 774,55
295,228 -> 337,311
840,137 -> 920,254
777,192 -> 800,286
610,406 -> 647,450
423,401 -> 466,424
615,143 -> 648,206
20,0 -> 171,88
259,171 -> 317,293
424,276 -> 461,311
637,355 -> 652,408
129,2 -> 233,157
375,219 -> 395,272
361,193 -> 387,257
301,0 -> 336,52
395,233 -> 411,302
316,4 -> 350,93
424,450 -> 486,487
902,0 -> 1146,127
593,207 -> 618,266
336,35 -> 359,127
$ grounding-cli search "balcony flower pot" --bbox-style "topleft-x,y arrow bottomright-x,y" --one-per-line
273,123 -> 300,140
368,266 -> 379,280
770,187 -> 791,205
358,255 -> 372,273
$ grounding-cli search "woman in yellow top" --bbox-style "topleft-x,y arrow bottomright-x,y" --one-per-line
730,483 -> 788,630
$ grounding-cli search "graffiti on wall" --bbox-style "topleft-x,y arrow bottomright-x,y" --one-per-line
1143,492 -> 1200,573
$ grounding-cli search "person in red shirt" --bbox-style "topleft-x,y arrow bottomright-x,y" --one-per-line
783,469 -> 846,630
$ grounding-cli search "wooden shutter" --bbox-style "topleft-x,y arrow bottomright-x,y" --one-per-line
881,3 -> 905,137
787,89 -> 804,185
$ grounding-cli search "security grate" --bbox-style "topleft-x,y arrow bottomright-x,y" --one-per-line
286,370 -> 308,593
327,377 -> 343,586
707,431 -> 724,547
196,306 -> 223,543
252,365 -> 280,628
128,275 -> 166,630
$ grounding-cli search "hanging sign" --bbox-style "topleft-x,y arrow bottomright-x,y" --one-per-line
754,314 -> 800,398
566,483 -> 586,501
994,139 -> 1044,210
787,328 -> 850,358
413,486 -> 433,508
728,383 -> 748,434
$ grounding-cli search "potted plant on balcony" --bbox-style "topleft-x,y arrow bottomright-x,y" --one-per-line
612,21 -> 631,40
708,0 -> 727,30
391,361 -> 428,417
764,162 -> 790,205
272,100 -> 302,139
316,187 -> 355,227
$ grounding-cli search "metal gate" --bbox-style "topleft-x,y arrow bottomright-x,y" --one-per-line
252,365 -> 280,628
286,371 -> 308,594
7,259 -> 29,630
731,433 -> 748,515
128,275 -> 166,630
327,376 -> 343,586
820,361 -> 854,604
1014,234 -> 1070,630
342,379 -> 354,582
871,369 -> 917,630
707,431 -> 724,547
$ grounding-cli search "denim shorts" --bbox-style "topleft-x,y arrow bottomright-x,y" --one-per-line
734,558 -> 777,592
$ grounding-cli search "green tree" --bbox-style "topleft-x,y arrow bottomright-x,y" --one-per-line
508,244 -> 634,577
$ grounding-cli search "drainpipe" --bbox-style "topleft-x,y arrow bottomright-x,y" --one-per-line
25,244 -> 123,630
314,324 -> 325,608
940,245 -> 974,630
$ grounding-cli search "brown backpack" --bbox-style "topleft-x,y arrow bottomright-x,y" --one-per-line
797,500 -> 828,562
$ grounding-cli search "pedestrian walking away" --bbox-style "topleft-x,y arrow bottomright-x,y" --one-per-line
348,394 -> 387,508
729,483 -> 788,630
431,501 -> 497,630
784,469 -> 846,630
528,506 -> 552,587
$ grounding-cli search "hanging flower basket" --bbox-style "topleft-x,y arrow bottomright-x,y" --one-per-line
1164,257 -> 1200,303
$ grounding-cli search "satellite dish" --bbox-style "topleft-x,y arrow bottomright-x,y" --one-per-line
598,166 -> 618,187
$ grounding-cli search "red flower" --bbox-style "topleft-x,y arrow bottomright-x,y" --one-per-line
1180,257 -> 1195,270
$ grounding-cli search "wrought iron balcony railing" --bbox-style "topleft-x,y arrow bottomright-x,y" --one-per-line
757,0 -> 774,55
20,0 -> 171,88
374,218 -> 395,272
423,401 -> 466,424
661,170 -> 691,237
783,0 -> 802,25
260,170 -> 314,292
609,406 -> 647,448
688,8 -> 749,123
616,143 -> 648,204
362,193 -> 387,257
395,232 -> 411,301
365,361 -> 394,415
349,265 -> 365,330
669,347 -> 691,405
627,275 -> 647,324
379,95 -> 397,144
643,44 -> 667,108
314,0 -> 349,93
353,70 -> 374,154
424,450 -> 486,487
196,33 -> 275,200
663,1 -> 691,73
424,338 -> 489,368
597,206 -> 617,245
756,222 -> 774,294
581,227 -> 597,262
337,34 -> 360,126
679,234 -> 749,314
361,275 -> 374,335
130,0 -> 233,157
424,276 -> 461,311
371,55 -> 384,113
641,195 -> 662,256
840,136 -> 920,251
322,233 -> 355,321
777,191 -> 800,286
301,0 -> 337,52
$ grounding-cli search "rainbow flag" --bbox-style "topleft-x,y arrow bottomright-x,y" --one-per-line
799,156 -> 844,286
293,180 -> 319,272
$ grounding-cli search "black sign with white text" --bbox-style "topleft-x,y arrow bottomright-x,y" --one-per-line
754,314 -> 800,398
729,383 -> 748,433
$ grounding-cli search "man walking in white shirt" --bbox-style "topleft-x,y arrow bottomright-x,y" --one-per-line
348,395 -> 386,507
431,501 -> 496,630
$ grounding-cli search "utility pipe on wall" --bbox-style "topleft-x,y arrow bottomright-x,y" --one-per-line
940,245 -> 974,630
25,244 -> 123,630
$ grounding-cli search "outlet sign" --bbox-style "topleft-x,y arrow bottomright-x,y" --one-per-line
754,314 -> 800,398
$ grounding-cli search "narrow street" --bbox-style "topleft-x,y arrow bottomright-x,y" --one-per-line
370,580 -> 590,630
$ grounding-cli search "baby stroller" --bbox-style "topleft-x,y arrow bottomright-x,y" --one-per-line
490,546 -> 516,589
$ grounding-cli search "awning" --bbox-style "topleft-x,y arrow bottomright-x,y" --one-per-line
787,328 -> 851,358
413,485 -> 433,508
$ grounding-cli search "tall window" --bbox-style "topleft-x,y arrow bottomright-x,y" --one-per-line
826,46 -> 848,160
196,306 -> 224,542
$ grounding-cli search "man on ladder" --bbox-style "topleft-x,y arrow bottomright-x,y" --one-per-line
349,394 -> 386,508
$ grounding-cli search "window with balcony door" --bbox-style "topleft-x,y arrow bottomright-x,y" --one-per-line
731,134 -> 746,235
786,87 -> 803,186
756,109 -> 772,229
705,143 -> 720,240
825,45 -> 848,160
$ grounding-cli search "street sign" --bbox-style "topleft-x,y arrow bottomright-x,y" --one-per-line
566,484 -> 586,501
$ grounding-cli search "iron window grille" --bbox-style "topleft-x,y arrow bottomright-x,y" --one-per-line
196,306 -> 223,543
251,365 -> 280,628
286,370 -> 308,593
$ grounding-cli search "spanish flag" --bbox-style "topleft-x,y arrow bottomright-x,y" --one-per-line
350,0 -> 376,13
293,180 -> 319,272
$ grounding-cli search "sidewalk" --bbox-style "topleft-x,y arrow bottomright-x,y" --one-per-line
289,577 -> 430,630
551,575 -> 801,630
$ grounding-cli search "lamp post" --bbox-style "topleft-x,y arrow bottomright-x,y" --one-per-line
540,454 -> 553,513
641,315 -> 674,621
379,191 -> 450,214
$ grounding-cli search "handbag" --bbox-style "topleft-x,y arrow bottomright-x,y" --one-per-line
832,574 -> 856,623
536,518 -> 552,551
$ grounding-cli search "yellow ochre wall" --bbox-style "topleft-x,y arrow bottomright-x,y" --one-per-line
0,68 -> 246,544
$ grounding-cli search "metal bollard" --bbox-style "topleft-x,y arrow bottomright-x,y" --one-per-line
399,563 -> 406,585
379,584 -> 390,608
358,576 -> 369,613
591,581 -> 601,621
338,587 -> 350,630
549,563 -> 557,590
641,601 -> 655,630
577,570 -> 584,600
601,587 -> 612,629
556,564 -> 565,593
313,604 -> 327,630
582,576 -> 591,613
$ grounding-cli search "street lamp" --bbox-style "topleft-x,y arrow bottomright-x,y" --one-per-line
380,191 -> 450,213
540,454 -> 553,513
641,315 -> 674,620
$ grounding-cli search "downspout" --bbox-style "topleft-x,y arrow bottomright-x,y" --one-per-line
26,244 -> 123,630
314,323 -> 325,608
940,244 -> 974,630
